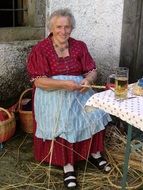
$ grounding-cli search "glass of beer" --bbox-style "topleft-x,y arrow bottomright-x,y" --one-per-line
115,67 -> 129,99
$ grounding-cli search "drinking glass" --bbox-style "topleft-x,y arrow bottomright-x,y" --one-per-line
106,74 -> 115,89
115,67 -> 129,99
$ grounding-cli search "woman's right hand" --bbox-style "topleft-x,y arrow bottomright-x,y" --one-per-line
63,80 -> 82,91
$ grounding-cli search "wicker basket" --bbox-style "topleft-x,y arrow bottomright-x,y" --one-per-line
0,107 -> 16,143
18,88 -> 33,133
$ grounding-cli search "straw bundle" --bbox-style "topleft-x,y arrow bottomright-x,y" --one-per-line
0,107 -> 16,143
18,88 -> 33,134
105,125 -> 143,171
105,125 -> 143,189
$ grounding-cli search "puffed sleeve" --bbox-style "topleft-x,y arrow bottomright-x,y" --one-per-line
80,42 -> 96,74
27,45 -> 50,81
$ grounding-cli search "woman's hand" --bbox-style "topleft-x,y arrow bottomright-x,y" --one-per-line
79,69 -> 97,93
79,78 -> 90,93
63,80 -> 82,91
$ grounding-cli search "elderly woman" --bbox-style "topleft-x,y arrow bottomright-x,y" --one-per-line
27,8 -> 111,189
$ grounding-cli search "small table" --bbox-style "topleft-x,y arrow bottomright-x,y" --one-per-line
85,89 -> 143,190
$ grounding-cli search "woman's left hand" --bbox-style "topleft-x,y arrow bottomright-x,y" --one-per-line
79,79 -> 90,93
79,69 -> 97,93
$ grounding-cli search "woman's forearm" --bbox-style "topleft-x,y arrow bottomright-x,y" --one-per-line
34,77 -> 82,91
85,69 -> 97,84
34,77 -> 67,90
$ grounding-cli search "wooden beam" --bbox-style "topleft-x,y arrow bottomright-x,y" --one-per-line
120,0 -> 143,82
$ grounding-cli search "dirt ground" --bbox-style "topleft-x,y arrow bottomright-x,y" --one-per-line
0,125 -> 143,190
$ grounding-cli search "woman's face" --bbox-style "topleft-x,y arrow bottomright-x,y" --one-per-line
51,16 -> 72,44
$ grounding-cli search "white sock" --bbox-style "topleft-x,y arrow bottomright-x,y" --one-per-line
91,151 -> 101,159
63,163 -> 76,187
63,163 -> 74,173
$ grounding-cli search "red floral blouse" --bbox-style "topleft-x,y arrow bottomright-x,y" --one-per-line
27,35 -> 96,81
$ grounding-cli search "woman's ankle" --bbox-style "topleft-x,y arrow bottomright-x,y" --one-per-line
91,151 -> 101,159
63,164 -> 77,188
63,163 -> 74,173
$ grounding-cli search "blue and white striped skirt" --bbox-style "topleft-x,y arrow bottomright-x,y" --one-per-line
34,75 -> 112,143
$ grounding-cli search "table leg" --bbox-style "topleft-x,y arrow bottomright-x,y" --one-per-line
0,143 -> 3,150
121,124 -> 132,190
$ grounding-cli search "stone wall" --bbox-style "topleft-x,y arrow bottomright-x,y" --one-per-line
0,41 -> 38,107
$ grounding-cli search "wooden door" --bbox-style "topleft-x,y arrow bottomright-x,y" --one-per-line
120,0 -> 143,83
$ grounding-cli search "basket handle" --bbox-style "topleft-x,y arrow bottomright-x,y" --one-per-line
0,107 -> 11,118
18,88 -> 33,111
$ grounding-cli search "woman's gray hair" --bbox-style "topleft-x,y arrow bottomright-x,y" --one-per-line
48,8 -> 75,31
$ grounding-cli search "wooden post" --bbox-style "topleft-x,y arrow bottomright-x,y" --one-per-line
120,0 -> 143,83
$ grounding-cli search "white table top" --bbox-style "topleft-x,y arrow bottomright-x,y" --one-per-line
85,89 -> 143,132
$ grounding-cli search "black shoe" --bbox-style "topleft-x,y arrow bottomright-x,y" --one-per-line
88,155 -> 111,173
64,171 -> 77,189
